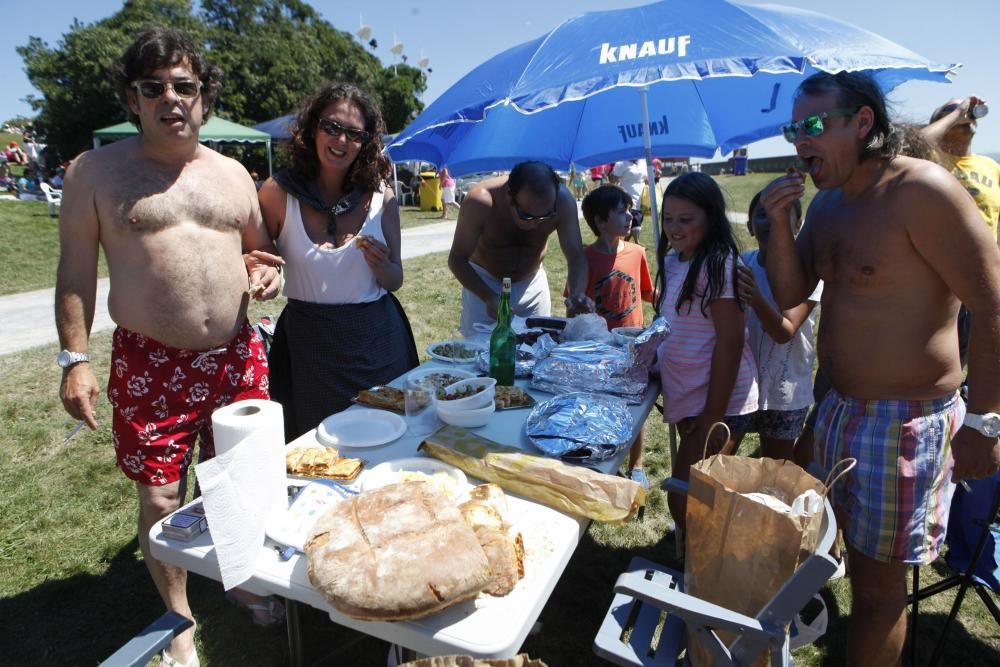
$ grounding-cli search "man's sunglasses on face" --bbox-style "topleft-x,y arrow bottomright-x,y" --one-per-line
782,107 -> 860,143
513,198 -> 558,223
318,118 -> 371,144
131,79 -> 202,100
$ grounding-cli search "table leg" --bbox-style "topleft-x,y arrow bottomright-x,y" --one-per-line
285,597 -> 302,667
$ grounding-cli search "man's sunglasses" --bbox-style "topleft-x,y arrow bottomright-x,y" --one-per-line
782,107 -> 860,143
318,119 -> 371,144
131,79 -> 202,100
513,199 -> 558,222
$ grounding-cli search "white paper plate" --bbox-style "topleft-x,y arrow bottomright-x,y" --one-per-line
361,457 -> 469,499
265,481 -> 345,551
426,339 -> 486,364
316,409 -> 406,448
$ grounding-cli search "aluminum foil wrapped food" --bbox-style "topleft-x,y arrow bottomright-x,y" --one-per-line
420,425 -> 645,523
529,340 -> 643,402
625,316 -> 671,382
524,392 -> 634,463
528,318 -> 670,402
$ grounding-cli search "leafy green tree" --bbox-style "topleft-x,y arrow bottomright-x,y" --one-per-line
17,0 -> 205,161
18,0 -> 425,161
377,64 -> 427,134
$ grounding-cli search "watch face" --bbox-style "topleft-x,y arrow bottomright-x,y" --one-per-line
57,350 -> 71,368
985,415 -> 1000,437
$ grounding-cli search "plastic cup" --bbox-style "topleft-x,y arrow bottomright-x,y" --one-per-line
404,377 -> 439,437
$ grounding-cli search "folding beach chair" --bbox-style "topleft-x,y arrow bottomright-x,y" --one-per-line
593,480 -> 839,667
908,472 -> 1000,667
99,611 -> 193,667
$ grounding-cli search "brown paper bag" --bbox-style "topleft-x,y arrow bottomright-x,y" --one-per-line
683,423 -> 852,666
419,425 -> 644,522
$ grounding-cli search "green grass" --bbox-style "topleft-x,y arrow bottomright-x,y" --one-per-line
0,175 -> 997,665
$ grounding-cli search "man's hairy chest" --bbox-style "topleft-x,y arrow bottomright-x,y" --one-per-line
810,211 -> 918,291
102,167 -> 248,235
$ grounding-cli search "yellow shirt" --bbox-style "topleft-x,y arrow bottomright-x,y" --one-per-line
942,153 -> 1000,240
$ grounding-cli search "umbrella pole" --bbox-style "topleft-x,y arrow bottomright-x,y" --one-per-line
393,162 -> 400,200
639,87 -> 659,250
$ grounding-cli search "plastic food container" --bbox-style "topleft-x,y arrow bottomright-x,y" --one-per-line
439,377 -> 497,410
436,400 -> 496,428
611,326 -> 644,347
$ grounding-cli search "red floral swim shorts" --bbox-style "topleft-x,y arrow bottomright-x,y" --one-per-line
107,320 -> 269,486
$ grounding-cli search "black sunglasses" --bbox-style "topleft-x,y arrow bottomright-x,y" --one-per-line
781,107 -> 860,143
512,198 -> 558,222
131,79 -> 202,100
318,118 -> 371,144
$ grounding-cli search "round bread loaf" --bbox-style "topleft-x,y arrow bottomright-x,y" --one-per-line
305,481 -> 491,620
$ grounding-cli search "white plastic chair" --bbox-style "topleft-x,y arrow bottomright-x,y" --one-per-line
39,182 -> 62,217
593,483 -> 839,667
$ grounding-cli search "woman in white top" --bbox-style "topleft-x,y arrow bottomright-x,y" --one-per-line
258,83 -> 418,439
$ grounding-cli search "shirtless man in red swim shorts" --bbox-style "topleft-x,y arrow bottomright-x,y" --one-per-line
55,27 -> 282,666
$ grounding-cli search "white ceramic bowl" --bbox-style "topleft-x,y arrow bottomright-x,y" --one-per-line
436,400 -> 496,428
612,326 -> 644,347
406,367 -> 476,391
439,377 -> 497,410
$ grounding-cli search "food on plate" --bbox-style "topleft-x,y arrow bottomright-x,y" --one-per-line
418,372 -> 468,391
439,384 -> 486,400
285,447 -> 364,481
430,341 -> 479,360
391,470 -> 461,497
305,481 -> 491,620
459,484 -> 525,596
494,386 -> 533,409
354,385 -> 406,412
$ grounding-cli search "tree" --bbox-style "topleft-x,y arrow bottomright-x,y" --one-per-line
18,0 -> 425,161
376,64 -> 427,134
17,0 -> 206,161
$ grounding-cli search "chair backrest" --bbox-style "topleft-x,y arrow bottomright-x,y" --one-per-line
39,182 -> 61,200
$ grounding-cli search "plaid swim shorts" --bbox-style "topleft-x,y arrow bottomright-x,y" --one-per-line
107,320 -> 269,486
811,389 -> 963,564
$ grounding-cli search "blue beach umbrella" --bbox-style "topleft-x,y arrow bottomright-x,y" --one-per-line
387,0 -> 957,228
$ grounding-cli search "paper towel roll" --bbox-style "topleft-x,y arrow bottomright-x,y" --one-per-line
195,399 -> 288,589
212,398 -> 285,456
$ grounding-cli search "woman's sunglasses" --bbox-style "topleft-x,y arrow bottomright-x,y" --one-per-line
131,79 -> 202,100
781,107 -> 859,143
318,119 -> 371,144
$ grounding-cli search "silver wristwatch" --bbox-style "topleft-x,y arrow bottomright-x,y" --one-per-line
57,350 -> 90,369
963,412 -> 1000,438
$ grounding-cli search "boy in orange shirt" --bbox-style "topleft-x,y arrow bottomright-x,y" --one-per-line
579,185 -> 654,487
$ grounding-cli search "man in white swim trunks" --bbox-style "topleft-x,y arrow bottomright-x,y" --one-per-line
449,161 -> 593,336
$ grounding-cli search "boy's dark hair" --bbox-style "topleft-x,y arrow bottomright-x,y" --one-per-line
581,185 -> 633,236
113,26 -> 223,129
747,191 -> 802,224
287,82 -> 391,192
654,172 -> 743,316
795,71 -> 900,161
508,161 -> 562,198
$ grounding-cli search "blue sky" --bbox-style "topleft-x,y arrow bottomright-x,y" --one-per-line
4,0 -> 998,158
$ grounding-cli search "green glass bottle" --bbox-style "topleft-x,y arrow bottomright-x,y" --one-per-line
489,277 -> 516,386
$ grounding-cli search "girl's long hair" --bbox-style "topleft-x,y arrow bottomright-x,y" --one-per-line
654,172 -> 744,316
